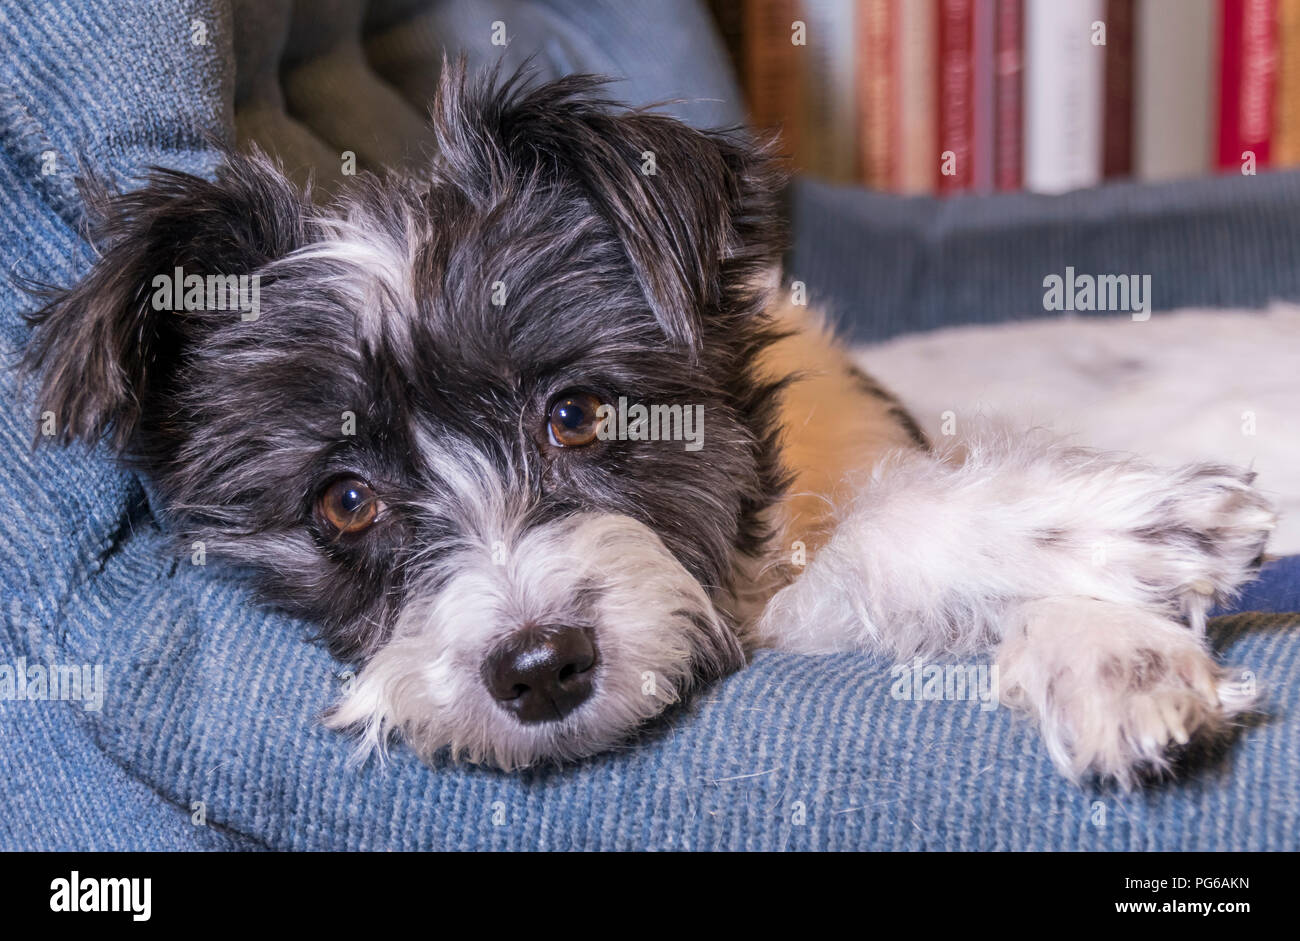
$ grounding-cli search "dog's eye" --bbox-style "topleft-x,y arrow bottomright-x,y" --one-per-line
318,478 -> 382,534
547,391 -> 605,448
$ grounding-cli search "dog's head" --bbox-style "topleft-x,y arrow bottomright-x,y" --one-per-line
23,69 -> 789,768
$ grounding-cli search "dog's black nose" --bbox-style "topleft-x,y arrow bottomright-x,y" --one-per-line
483,627 -> 597,723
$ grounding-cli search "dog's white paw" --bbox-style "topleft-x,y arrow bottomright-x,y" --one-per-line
1115,463 -> 1275,629
998,597 -> 1256,787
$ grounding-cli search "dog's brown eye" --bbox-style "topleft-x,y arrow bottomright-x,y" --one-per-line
547,391 -> 606,448
318,478 -> 381,534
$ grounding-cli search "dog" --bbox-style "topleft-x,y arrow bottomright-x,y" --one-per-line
22,68 -> 1276,787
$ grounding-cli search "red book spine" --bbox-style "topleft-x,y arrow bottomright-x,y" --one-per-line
1103,0 -> 1135,178
937,0 -> 975,193
1217,0 -> 1279,171
992,0 -> 1023,190
859,0 -> 897,188
743,0 -> 804,163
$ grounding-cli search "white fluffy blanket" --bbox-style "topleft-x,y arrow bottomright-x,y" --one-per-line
854,304 -> 1300,555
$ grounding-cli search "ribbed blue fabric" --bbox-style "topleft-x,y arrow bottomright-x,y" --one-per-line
791,170 -> 1300,343
3,0 -> 1299,851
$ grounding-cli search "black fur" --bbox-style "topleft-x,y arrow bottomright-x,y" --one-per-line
23,156 -> 312,450
845,363 -> 928,450
23,67 -> 792,665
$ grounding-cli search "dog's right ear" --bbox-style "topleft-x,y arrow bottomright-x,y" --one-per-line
21,151 -> 310,449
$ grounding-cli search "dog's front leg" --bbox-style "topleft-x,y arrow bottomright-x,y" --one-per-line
756,430 -> 1275,783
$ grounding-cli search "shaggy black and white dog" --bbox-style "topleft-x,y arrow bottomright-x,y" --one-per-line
24,68 -> 1275,785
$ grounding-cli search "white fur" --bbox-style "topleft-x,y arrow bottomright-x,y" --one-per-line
280,206 -> 422,342
854,303 -> 1300,553
751,294 -> 1280,786
756,419 -> 1273,785
327,506 -> 724,769
998,597 -> 1256,786
757,425 -> 1275,654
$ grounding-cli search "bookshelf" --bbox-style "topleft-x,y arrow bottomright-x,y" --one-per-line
710,0 -> 1297,195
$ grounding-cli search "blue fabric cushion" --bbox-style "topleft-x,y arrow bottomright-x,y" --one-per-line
789,170 -> 1300,344
3,0 -> 1299,852
1225,555 -> 1300,616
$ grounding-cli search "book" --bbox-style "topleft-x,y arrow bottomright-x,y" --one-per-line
972,0 -> 997,192
895,0 -> 937,193
1277,0 -> 1300,166
718,0 -> 1288,195
1023,0 -> 1105,193
993,0 -> 1024,190
858,0 -> 897,189
1217,0 -> 1279,173
743,0 -> 804,162
937,0 -> 976,193
1134,0 -> 1216,180
799,0 -> 859,181
1102,0 -> 1134,178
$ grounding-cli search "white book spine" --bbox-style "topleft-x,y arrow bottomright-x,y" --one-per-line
1134,0 -> 1217,181
1023,0 -> 1105,194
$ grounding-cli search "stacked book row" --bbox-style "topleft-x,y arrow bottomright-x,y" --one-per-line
712,0 -> 1296,194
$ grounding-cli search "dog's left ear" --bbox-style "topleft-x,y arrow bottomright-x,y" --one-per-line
21,151 -> 309,450
437,71 -> 787,350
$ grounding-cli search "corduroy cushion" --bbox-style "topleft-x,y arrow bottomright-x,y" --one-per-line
789,170 -> 1300,344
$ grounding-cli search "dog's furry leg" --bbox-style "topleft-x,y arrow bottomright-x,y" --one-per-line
757,427 -> 1274,783
997,596 -> 1256,785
